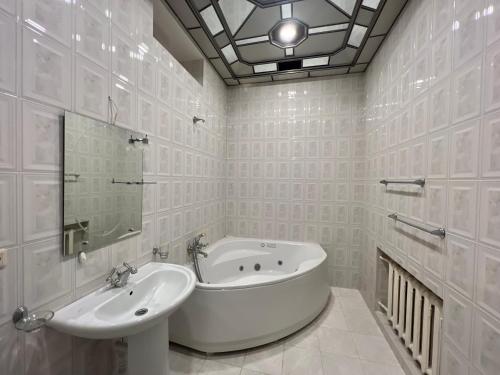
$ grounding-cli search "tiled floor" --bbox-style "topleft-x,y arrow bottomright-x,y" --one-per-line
168,288 -> 405,375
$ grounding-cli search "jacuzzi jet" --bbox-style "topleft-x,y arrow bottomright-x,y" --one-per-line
135,308 -> 148,316
239,265 -> 244,271
254,263 -> 261,271
278,260 -> 283,265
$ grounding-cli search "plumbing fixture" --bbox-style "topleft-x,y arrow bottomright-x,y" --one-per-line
106,262 -> 138,287
187,233 -> 208,282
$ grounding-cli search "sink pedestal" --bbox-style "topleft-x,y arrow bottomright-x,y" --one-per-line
128,319 -> 169,375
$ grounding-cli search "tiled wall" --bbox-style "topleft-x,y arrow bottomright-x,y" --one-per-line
226,77 -> 366,288
0,0 -> 226,373
360,0 -> 500,374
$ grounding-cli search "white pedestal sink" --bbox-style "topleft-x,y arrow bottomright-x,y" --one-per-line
49,262 -> 196,375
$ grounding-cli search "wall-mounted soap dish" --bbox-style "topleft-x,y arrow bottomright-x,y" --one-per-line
12,306 -> 54,333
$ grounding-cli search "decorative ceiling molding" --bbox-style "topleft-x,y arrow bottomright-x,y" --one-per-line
162,0 -> 409,85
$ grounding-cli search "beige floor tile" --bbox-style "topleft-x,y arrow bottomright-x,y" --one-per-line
206,350 -> 247,367
243,343 -> 284,375
317,327 -> 358,358
316,304 -> 349,331
282,346 -> 323,375
353,334 -> 399,365
169,349 -> 205,375
197,360 -> 241,375
360,360 -> 405,375
338,295 -> 370,312
283,323 -> 320,350
240,369 -> 267,375
321,352 -> 364,375
343,308 -> 382,336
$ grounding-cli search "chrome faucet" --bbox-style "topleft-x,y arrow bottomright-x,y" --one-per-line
187,233 -> 208,258
106,262 -> 138,287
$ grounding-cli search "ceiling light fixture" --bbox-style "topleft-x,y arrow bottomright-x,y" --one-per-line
279,22 -> 298,44
270,19 -> 308,48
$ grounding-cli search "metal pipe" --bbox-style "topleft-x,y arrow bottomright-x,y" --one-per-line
388,213 -> 445,239
380,179 -> 425,187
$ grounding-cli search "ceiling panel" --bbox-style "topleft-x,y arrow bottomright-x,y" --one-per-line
329,47 -> 358,65
309,67 -> 349,76
293,0 -> 350,27
163,0 -> 409,85
210,58 -> 233,78
235,6 -> 281,39
371,0 -> 407,35
273,71 -> 309,80
239,42 -> 285,63
357,35 -> 384,63
294,32 -> 345,57
189,28 -> 219,58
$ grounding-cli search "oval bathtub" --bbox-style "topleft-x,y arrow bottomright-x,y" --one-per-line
169,237 -> 330,353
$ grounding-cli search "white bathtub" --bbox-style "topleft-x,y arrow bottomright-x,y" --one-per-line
169,237 -> 330,353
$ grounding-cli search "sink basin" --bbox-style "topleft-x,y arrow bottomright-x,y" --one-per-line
49,262 -> 195,375
50,262 -> 196,339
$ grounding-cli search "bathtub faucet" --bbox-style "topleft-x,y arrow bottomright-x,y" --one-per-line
187,233 -> 208,258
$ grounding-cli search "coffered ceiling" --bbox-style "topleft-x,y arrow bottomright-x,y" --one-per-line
161,0 -> 408,85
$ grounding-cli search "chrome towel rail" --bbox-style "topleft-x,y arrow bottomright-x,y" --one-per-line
112,178 -> 157,185
380,179 -> 425,187
388,213 -> 445,239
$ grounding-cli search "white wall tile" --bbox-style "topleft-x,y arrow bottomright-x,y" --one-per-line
22,26 -> 72,109
75,0 -> 110,69
22,100 -> 62,171
476,245 -> 500,319
451,56 -> 482,124
449,120 -> 480,178
22,174 -> 61,242
75,245 -> 110,289
0,10 -> 16,94
447,181 -> 477,239
23,237 -> 73,309
444,287 -> 473,357
472,309 -> 500,375
479,182 -> 500,247
23,0 -> 72,47
110,0 -> 136,39
0,247 -> 17,325
75,55 -> 109,121
0,93 -> 16,170
111,76 -> 135,128
452,1 -> 485,69
0,324 -> 22,374
446,235 -> 476,299
481,111 -> 500,177
111,26 -> 136,85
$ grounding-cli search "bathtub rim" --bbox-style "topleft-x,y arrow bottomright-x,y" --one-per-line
193,236 -> 327,291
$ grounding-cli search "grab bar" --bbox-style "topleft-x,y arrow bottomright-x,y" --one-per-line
112,178 -> 157,185
388,213 -> 445,239
380,179 -> 425,187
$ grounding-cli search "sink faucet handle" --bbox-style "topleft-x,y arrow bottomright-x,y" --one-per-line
123,262 -> 138,274
105,267 -> 117,281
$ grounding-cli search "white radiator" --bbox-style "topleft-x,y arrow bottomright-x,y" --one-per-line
386,260 -> 443,375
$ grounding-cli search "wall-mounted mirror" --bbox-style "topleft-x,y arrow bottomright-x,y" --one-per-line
63,111 -> 147,257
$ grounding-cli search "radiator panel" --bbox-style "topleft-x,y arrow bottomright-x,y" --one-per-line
385,260 -> 443,375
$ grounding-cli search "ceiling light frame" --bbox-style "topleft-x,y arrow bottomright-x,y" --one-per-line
269,19 -> 308,49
